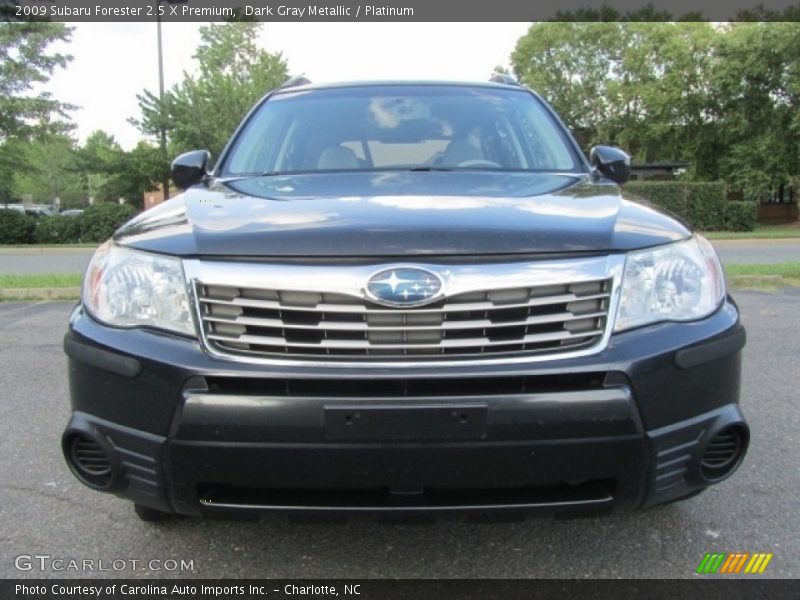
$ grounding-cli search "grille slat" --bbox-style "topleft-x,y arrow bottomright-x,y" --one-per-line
208,328 -> 605,350
198,291 -> 610,314
197,277 -> 612,360
202,310 -> 607,332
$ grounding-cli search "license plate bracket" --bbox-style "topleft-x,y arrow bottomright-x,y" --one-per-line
324,404 -> 488,441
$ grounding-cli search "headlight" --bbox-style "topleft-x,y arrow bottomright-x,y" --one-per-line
615,236 -> 725,332
83,242 -> 195,336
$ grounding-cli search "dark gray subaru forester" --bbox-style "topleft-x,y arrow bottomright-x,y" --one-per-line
62,79 -> 748,522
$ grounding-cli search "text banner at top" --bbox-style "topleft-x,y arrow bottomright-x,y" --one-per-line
4,0 -> 800,22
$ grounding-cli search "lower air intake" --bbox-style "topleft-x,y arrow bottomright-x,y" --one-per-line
701,425 -> 747,482
66,434 -> 113,489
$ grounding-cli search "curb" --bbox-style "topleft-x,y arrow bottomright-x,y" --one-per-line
0,287 -> 81,300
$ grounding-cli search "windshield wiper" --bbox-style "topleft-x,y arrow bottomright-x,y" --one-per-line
257,167 -> 458,176
408,166 -> 458,172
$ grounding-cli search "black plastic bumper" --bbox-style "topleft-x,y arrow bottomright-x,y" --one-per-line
62,298 -> 748,518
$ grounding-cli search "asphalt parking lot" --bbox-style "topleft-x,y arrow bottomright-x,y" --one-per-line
1,291 -> 798,579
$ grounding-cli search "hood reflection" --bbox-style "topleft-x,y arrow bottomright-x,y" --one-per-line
115,170 -> 690,257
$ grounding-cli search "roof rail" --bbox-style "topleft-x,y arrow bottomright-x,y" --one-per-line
489,72 -> 520,86
280,75 -> 312,89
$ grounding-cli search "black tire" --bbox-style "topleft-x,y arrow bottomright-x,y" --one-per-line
134,503 -> 173,522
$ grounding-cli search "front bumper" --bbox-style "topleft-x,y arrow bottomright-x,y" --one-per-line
62,298 -> 748,518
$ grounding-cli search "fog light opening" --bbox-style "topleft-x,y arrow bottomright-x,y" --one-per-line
65,433 -> 113,490
701,425 -> 747,482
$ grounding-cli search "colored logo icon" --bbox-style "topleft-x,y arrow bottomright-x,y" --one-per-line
696,552 -> 773,574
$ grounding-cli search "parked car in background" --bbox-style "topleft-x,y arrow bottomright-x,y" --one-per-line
29,205 -> 56,217
62,79 -> 748,523
59,209 -> 84,217
0,203 -> 55,217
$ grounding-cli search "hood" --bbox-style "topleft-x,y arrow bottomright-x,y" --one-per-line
116,171 -> 690,258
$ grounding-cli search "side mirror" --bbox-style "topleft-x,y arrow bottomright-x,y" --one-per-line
589,146 -> 631,185
171,150 -> 211,190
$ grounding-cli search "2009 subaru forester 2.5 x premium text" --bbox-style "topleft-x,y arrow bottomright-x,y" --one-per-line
62,80 -> 748,522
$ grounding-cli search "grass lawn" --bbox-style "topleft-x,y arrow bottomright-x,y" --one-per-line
0,273 -> 83,288
724,262 -> 800,291
703,226 -> 800,240
724,262 -> 800,277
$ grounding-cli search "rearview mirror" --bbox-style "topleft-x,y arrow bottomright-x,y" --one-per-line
171,150 -> 211,190
589,146 -> 631,185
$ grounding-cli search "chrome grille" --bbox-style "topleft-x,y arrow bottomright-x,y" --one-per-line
196,278 -> 612,359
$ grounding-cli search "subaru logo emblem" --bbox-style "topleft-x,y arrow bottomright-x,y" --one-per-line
366,267 -> 444,307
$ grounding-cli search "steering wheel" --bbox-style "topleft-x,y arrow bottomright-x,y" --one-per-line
456,159 -> 501,168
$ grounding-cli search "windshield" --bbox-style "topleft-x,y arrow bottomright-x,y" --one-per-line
222,85 -> 581,176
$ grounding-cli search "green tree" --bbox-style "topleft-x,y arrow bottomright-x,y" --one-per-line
75,130 -> 123,203
0,22 -> 74,141
702,23 -> 800,199
11,134 -> 84,207
511,22 -> 717,163
0,138 -> 24,202
132,22 -> 289,166
0,22 -> 74,201
512,22 -> 625,148
511,21 -> 800,198
74,132 -> 164,208
611,23 -> 718,164
113,142 -> 165,209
